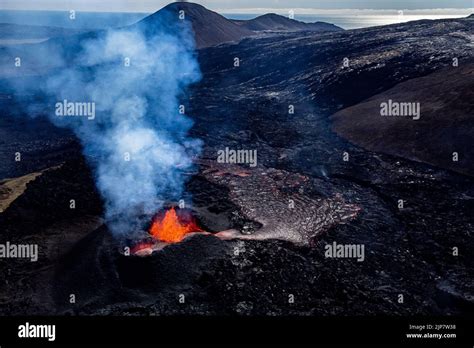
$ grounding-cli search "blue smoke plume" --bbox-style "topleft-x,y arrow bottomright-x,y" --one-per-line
6,10 -> 202,235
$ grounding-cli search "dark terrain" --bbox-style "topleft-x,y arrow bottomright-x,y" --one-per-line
0,7 -> 473,316
332,63 -> 474,176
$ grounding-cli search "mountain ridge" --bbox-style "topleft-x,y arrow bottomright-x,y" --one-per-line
137,2 -> 343,48
234,13 -> 343,33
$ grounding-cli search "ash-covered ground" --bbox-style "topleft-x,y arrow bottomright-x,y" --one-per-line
0,17 -> 473,315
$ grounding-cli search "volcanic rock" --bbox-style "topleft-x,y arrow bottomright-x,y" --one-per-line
331,64 -> 474,176
198,159 -> 361,245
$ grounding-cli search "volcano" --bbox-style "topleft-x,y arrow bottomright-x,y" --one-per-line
136,2 -> 255,48
0,3 -> 473,318
135,2 -> 342,48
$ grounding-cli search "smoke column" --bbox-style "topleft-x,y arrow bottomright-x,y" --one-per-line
7,9 -> 202,235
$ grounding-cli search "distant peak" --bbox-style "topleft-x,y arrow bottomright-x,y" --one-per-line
253,13 -> 293,21
164,2 -> 206,9
259,13 -> 284,18
159,1 -> 210,14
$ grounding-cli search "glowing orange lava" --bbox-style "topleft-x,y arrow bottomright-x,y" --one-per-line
149,208 -> 202,243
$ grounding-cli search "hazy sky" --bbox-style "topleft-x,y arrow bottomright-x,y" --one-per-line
1,0 -> 473,12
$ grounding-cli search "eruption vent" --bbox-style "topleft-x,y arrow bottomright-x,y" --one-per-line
149,207 -> 203,243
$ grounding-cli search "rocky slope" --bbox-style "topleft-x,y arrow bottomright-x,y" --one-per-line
332,64 -> 474,177
136,2 -> 254,48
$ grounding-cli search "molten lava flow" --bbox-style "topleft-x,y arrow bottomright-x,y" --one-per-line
130,242 -> 155,256
149,208 -> 202,243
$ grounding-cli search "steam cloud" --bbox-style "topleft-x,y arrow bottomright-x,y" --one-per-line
7,14 -> 202,235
